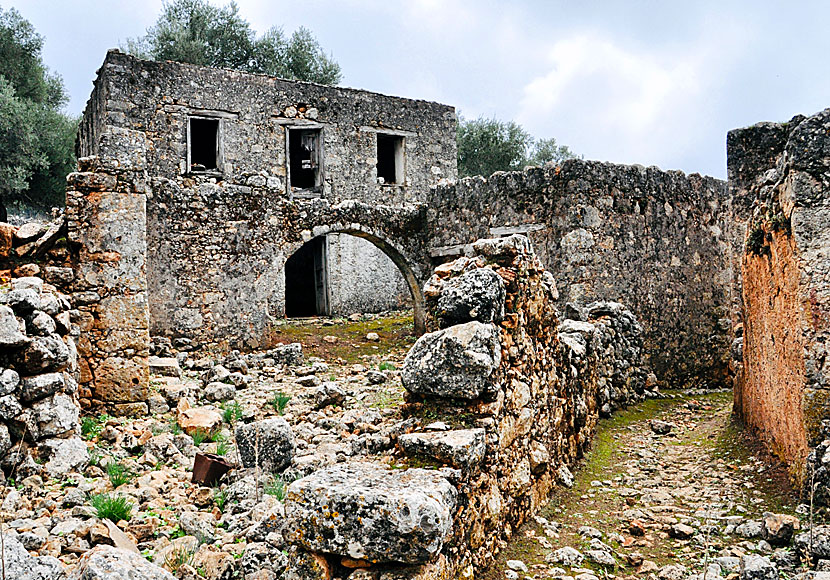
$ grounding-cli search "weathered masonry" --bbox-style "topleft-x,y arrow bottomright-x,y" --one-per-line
76,49 -> 457,347
68,51 -> 743,414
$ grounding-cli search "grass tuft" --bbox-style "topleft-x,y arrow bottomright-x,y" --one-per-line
89,492 -> 133,521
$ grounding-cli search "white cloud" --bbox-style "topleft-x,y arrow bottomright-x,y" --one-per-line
518,32 -> 709,167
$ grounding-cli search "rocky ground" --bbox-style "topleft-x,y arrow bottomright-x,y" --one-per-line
2,311 -> 828,580
484,391 -> 824,580
1,311 -> 419,579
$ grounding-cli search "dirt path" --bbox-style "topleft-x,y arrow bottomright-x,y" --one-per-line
484,391 -> 806,580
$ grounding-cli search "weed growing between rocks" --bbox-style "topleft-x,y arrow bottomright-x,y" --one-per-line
89,493 -> 134,522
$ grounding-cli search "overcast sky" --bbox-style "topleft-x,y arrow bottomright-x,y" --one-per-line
9,0 -> 830,178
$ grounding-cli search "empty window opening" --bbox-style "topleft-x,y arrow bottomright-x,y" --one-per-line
288,128 -> 323,191
189,117 -> 220,171
285,237 -> 328,317
377,134 -> 404,184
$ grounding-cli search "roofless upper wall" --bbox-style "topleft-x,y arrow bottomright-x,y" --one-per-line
78,49 -> 458,206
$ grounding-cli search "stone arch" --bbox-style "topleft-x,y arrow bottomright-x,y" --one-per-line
275,222 -> 427,335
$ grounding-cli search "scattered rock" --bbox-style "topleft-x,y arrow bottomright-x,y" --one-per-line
76,545 -> 176,579
650,420 -> 674,435
740,554 -> 778,580
236,417 -> 295,473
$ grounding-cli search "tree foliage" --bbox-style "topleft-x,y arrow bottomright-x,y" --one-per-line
457,115 -> 580,178
0,7 -> 77,216
126,0 -> 342,85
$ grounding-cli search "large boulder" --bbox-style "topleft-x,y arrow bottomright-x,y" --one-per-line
71,545 -> 176,579
402,321 -> 501,399
284,462 -> 457,564
235,417 -> 296,473
436,268 -> 505,325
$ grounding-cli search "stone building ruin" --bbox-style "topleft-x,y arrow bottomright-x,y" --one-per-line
1,47 -> 830,580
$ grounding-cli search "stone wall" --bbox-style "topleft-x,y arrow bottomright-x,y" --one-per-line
0,274 -> 87,481
282,235 -> 649,578
78,50 -> 456,345
426,162 -> 734,389
728,108 -> 830,487
326,233 -> 411,315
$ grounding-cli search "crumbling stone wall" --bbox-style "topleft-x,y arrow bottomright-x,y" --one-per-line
0,275 -> 88,480
728,108 -> 830,487
280,236 -> 649,579
426,163 -> 734,390
78,50 -> 456,347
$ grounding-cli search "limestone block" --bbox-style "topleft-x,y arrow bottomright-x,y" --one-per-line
20,334 -> 70,374
74,545 -> 175,580
436,268 -> 505,325
236,417 -> 295,472
94,356 -> 149,403
31,392 -> 78,439
398,429 -> 486,469
0,305 -> 28,348
402,321 -> 501,399
284,462 -> 457,564
19,372 -> 65,402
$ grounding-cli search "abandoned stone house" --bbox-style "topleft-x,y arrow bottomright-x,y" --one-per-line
1,46 -> 830,579
76,49 -> 457,344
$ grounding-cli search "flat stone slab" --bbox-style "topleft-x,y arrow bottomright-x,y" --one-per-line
148,356 -> 182,378
398,428 -> 486,469
284,462 -> 457,564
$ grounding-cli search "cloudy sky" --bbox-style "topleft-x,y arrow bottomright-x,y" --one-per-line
10,0 -> 830,178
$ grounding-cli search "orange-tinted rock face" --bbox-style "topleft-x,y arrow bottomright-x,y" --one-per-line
738,229 -> 809,478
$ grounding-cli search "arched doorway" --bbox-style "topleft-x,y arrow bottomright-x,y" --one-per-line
278,226 -> 426,334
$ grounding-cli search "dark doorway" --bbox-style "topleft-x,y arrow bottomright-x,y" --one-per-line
285,237 -> 328,317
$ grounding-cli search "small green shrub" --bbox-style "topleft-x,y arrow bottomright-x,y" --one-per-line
221,401 -> 244,424
264,475 -> 289,501
269,392 -> 291,415
746,225 -> 767,255
215,440 -> 231,457
213,487 -> 228,512
107,462 -> 133,489
378,361 -> 396,371
770,212 -> 790,232
81,414 -> 109,440
89,493 -> 133,521
164,544 -> 195,572
191,428 -> 218,446
170,420 -> 183,435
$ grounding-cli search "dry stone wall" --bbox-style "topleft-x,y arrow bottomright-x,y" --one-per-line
427,162 -> 735,390
280,235 -> 649,579
0,275 -> 87,481
728,108 -> 830,489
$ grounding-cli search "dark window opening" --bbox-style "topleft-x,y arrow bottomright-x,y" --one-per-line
377,134 -> 404,184
289,129 -> 322,190
285,237 -> 328,317
189,118 -> 220,171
